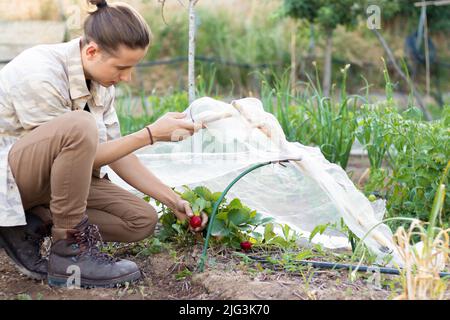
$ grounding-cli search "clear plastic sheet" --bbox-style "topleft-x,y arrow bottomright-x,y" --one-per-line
107,97 -> 402,264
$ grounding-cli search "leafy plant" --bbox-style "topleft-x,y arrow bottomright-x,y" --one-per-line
175,268 -> 193,281
310,217 -> 359,253
384,108 -> 450,227
155,185 -> 275,250
259,69 -> 302,143
356,103 -> 393,170
353,63 -> 449,227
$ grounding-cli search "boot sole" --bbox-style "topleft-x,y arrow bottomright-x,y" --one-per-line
0,233 -> 46,281
47,270 -> 142,289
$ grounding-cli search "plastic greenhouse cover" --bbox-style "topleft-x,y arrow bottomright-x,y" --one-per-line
106,97 -> 402,265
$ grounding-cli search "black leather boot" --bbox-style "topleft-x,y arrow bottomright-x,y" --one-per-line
0,211 -> 51,280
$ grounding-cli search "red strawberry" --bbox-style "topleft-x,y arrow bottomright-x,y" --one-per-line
240,241 -> 252,251
190,215 -> 202,228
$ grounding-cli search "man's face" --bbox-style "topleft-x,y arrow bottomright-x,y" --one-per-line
82,41 -> 147,87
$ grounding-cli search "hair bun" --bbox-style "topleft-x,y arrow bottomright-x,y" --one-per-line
89,0 -> 107,9
97,0 -> 108,8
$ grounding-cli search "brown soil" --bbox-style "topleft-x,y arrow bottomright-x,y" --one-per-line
0,244 -> 406,301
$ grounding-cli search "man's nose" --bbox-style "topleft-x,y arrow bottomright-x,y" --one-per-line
120,70 -> 132,83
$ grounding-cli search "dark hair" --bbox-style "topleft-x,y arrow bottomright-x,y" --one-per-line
83,0 -> 151,54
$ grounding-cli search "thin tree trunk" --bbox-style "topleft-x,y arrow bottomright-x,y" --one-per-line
188,0 -> 198,104
308,24 -> 315,55
290,25 -> 297,96
423,6 -> 430,96
372,29 -> 432,120
323,29 -> 333,97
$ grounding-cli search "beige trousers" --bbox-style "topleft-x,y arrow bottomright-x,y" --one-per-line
8,110 -> 157,242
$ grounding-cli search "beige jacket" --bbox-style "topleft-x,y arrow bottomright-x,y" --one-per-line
0,38 -> 121,226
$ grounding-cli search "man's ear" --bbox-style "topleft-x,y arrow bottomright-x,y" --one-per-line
84,41 -> 100,60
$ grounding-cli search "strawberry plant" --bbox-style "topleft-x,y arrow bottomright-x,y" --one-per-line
155,185 -> 275,250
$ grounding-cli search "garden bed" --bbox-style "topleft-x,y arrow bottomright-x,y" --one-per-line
0,245 -> 394,300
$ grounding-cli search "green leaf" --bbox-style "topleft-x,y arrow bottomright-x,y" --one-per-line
181,190 -> 197,204
260,217 -> 275,225
309,223 -> 329,242
175,268 -> 192,281
229,237 -> 242,249
282,224 -> 291,240
171,223 -> 183,235
248,211 -> 263,225
237,225 -> 252,232
192,198 -> 207,214
228,208 -> 250,226
251,232 -> 262,241
268,236 -> 288,248
211,219 -> 229,237
160,212 -> 175,227
402,107 -> 423,121
228,198 -> 243,210
264,223 -> 276,242
215,210 -> 228,221
295,250 -> 313,261
211,192 -> 223,203
194,186 -> 213,201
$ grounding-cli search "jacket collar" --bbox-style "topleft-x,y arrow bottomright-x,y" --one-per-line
66,38 -> 91,102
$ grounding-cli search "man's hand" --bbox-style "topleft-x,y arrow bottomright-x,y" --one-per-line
147,112 -> 204,143
172,198 -> 208,233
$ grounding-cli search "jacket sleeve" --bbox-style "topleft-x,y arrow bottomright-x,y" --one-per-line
103,87 -> 122,142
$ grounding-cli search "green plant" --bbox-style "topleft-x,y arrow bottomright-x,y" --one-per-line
302,64 -> 358,169
116,91 -> 189,136
356,103 -> 393,170
196,67 -> 220,98
384,108 -> 450,226
175,268 -> 193,281
310,218 -> 359,253
101,237 -> 165,257
258,64 -> 358,169
132,237 -> 165,257
259,222 -> 300,250
352,66 -> 449,226
155,185 -> 274,250
259,69 -> 299,142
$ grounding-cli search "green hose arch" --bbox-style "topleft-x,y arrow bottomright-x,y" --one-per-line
198,159 -> 298,272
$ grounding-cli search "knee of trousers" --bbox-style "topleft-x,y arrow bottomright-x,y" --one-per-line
125,206 -> 158,242
63,110 -> 98,150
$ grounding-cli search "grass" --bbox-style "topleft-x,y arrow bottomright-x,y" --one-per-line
115,91 -> 189,136
258,63 -> 359,169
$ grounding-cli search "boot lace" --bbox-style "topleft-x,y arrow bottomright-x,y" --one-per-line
74,224 -> 118,264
